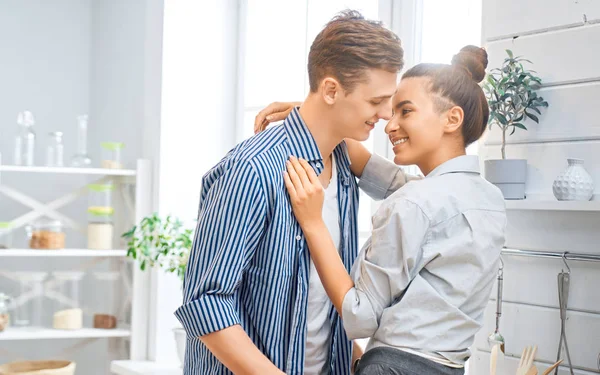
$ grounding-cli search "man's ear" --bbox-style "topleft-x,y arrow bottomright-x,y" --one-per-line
444,105 -> 464,134
321,77 -> 342,105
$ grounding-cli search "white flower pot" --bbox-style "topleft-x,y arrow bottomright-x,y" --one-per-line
484,159 -> 527,200
173,327 -> 186,366
552,158 -> 595,201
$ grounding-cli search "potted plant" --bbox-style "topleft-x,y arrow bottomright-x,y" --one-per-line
482,49 -> 549,199
122,213 -> 193,365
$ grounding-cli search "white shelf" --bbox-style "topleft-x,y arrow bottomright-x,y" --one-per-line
110,361 -> 182,375
0,249 -> 127,257
505,199 -> 600,212
0,165 -> 136,176
0,327 -> 131,341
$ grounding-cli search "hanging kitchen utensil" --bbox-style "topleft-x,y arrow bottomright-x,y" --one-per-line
488,257 -> 505,353
554,253 -> 574,375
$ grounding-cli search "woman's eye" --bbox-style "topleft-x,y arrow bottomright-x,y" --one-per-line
402,109 -> 412,115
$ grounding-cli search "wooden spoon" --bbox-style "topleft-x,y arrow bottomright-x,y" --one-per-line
541,360 -> 563,375
490,344 -> 499,375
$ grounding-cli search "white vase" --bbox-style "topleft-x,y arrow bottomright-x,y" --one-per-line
552,158 -> 595,201
173,327 -> 186,366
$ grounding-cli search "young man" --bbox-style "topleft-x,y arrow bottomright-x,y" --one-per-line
175,11 -> 403,375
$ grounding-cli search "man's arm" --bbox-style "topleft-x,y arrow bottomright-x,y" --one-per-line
202,326 -> 285,375
175,161 -> 282,374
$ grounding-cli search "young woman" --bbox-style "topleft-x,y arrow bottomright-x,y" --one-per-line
257,46 -> 507,375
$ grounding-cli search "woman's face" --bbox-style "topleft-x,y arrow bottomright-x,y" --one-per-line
385,78 -> 450,169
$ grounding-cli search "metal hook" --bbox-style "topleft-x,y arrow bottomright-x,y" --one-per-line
562,252 -> 571,274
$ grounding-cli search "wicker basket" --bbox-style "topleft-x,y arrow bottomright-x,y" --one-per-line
0,361 -> 75,375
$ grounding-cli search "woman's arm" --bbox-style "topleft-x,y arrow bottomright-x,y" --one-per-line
284,157 -> 429,339
344,139 -> 372,178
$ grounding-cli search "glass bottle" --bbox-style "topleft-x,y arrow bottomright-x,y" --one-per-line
14,111 -> 36,166
70,115 -> 92,167
46,132 -> 64,167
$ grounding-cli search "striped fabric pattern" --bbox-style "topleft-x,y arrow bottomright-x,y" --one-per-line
175,108 -> 360,374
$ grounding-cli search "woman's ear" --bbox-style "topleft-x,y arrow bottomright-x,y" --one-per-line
444,105 -> 464,134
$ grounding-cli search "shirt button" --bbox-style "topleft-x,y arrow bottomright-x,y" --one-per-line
316,162 -> 322,168
296,235 -> 302,241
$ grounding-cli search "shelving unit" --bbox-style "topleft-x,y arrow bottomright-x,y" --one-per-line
0,249 -> 127,257
0,165 -> 136,177
0,328 -> 131,341
0,159 -> 152,361
505,199 -> 600,211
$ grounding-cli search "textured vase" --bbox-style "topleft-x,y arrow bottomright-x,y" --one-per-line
552,158 -> 595,201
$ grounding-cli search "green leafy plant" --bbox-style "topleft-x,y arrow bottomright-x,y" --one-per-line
122,213 -> 193,282
483,49 -> 549,159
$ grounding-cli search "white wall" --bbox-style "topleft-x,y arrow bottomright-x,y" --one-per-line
0,0 -> 163,373
472,1 -> 600,374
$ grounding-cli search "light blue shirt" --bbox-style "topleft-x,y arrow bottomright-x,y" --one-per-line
344,153 -> 507,366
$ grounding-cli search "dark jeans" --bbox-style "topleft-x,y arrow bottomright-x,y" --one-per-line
355,347 -> 465,375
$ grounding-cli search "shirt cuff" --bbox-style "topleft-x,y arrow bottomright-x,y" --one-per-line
358,154 -> 403,200
341,287 -> 379,340
174,294 -> 241,339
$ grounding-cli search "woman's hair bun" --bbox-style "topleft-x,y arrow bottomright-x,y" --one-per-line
451,45 -> 488,83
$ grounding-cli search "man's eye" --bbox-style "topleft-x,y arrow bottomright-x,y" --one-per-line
370,100 -> 382,105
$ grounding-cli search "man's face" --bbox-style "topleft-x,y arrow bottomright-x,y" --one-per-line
331,69 -> 397,141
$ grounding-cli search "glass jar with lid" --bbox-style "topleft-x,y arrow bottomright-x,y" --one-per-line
52,271 -> 85,330
12,272 -> 47,328
27,219 -> 65,249
88,183 -> 113,209
0,221 -> 14,249
100,142 -> 124,169
87,207 -> 114,250
0,293 -> 12,331
92,271 -> 119,329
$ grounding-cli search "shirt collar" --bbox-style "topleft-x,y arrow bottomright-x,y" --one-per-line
283,107 -> 352,184
427,155 -> 480,178
283,107 -> 322,163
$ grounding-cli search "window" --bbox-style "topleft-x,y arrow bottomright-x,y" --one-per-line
238,0 -> 385,247
415,0 -> 483,156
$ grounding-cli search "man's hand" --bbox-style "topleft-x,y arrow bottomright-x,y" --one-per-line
254,101 -> 302,134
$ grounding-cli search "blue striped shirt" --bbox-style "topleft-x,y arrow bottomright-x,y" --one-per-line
175,108 -> 360,374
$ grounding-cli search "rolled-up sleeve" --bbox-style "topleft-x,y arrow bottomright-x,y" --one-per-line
341,198 -> 430,339
174,161 -> 266,339
358,154 -> 422,200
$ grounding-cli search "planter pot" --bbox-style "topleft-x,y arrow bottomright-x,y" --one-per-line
173,327 -> 186,366
552,158 -> 595,201
484,159 -> 527,200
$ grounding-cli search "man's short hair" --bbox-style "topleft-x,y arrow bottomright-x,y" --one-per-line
308,10 -> 404,93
